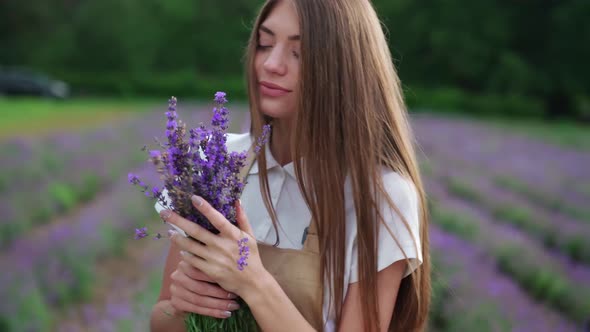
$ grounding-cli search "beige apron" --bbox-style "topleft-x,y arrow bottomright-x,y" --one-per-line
239,146 -> 324,331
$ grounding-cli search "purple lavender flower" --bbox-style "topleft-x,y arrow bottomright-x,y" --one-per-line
151,186 -> 161,199
128,173 -> 139,184
134,227 -> 148,240
214,91 -> 228,104
255,124 -> 272,154
237,237 -> 250,271
149,150 -> 161,159
128,92 -> 271,236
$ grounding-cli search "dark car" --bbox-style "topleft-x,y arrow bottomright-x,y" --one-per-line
0,67 -> 70,99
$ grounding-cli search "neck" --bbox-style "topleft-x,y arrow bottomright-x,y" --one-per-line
269,118 -> 293,166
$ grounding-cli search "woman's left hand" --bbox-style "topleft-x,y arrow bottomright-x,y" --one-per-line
160,195 -> 264,297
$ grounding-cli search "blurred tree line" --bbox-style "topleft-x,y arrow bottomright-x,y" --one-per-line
1,0 -> 588,120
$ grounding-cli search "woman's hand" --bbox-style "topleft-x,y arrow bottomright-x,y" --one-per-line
160,195 -> 266,298
169,259 -> 241,319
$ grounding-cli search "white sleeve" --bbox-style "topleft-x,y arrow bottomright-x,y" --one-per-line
349,171 -> 422,283
154,188 -> 171,214
154,188 -> 188,237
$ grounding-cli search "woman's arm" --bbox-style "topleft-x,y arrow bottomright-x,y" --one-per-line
150,242 -> 188,332
150,299 -> 187,332
164,197 -> 317,332
338,260 -> 407,332
241,248 -> 406,332
241,269 -> 317,332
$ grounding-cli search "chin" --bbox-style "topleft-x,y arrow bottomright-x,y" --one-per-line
259,98 -> 296,119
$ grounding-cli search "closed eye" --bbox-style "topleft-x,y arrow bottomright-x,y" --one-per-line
256,44 -> 300,59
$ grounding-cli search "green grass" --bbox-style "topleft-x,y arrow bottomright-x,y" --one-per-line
431,205 -> 479,240
494,175 -> 590,224
0,96 -> 250,140
0,97 -> 160,139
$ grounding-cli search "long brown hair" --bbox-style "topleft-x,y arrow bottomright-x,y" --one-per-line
244,1 -> 431,331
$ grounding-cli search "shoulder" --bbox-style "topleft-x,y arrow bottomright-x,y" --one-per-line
226,132 -> 253,153
344,167 -> 419,217
345,168 -> 423,281
380,167 -> 419,214
375,168 -> 420,240
344,167 -> 421,247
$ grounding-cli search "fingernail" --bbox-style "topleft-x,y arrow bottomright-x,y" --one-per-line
160,210 -> 172,220
191,195 -> 203,207
227,302 -> 240,310
227,293 -> 238,299
222,311 -> 232,318
238,199 -> 242,206
167,229 -> 177,237
180,250 -> 187,256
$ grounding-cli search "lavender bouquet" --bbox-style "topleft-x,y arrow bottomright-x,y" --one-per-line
128,92 -> 270,331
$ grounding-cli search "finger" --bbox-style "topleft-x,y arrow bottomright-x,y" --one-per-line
170,292 -> 233,319
180,248 -> 209,274
178,261 -> 238,300
172,272 -> 239,308
161,209 -> 215,245
171,232 -> 210,260
178,261 -> 214,282
235,199 -> 254,237
178,262 -> 238,299
191,195 -> 240,239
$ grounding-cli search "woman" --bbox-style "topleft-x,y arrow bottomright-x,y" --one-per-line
150,0 -> 430,331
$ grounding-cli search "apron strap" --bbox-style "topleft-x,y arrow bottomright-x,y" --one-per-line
239,137 -> 319,252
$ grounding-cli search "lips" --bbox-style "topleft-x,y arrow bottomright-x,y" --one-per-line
259,81 -> 291,97
259,81 -> 291,92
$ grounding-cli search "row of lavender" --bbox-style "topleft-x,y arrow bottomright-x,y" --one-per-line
0,114 -> 161,330
427,224 -> 578,332
415,115 -> 590,222
54,102 -> 253,332
81,112 -> 588,332
0,102 -> 242,250
57,232 -> 168,332
2,107 -> 585,331
0,113 -> 157,249
0,103 -> 226,331
0,168 -> 157,331
88,114 -> 588,332
414,115 -> 590,330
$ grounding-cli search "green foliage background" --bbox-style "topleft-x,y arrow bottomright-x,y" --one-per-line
1,0 -> 589,119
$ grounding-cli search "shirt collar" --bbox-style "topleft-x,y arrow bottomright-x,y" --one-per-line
248,136 -> 297,179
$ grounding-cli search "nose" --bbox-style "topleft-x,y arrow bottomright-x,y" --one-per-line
263,46 -> 287,76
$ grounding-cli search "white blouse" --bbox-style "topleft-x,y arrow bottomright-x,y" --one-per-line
155,132 -> 423,331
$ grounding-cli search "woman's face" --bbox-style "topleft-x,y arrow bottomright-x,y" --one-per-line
254,0 -> 301,120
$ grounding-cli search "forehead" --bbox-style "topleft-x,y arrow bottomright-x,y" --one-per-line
260,0 -> 300,36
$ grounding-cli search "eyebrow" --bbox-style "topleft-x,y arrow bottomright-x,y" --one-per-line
259,25 -> 300,41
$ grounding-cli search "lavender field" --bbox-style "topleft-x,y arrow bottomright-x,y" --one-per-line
0,100 -> 588,332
